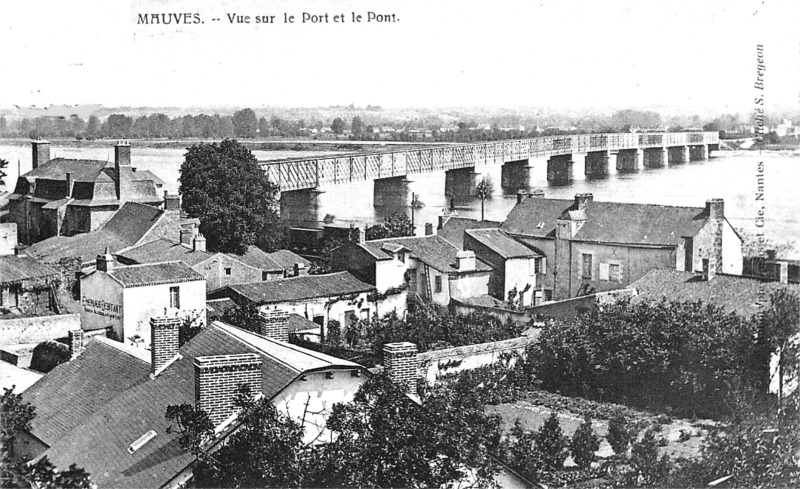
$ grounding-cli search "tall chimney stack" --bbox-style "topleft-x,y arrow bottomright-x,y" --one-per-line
705,198 -> 725,276
192,234 -> 206,252
114,140 -> 133,201
150,316 -> 181,374
68,329 -> 85,359
195,353 -> 262,425
96,247 -> 114,273
455,250 -> 476,272
383,342 -> 419,395
516,190 -> 528,205
31,139 -> 50,170
257,309 -> 289,342
424,222 -> 433,236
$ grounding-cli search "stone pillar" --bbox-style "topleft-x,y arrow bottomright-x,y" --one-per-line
643,147 -> 668,168
690,145 -> 709,161
279,188 -> 325,223
668,146 -> 690,165
501,159 -> 534,190
546,154 -> 574,184
374,176 -> 412,208
616,149 -> 642,173
444,167 -> 478,197
584,151 -> 610,178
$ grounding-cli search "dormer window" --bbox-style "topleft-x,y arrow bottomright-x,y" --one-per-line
398,252 -> 406,263
536,222 -> 545,230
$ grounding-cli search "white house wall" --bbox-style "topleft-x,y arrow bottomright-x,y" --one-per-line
723,221 -> 744,275
122,280 -> 206,348
374,256 -> 407,293
80,273 -> 124,340
504,257 -> 537,306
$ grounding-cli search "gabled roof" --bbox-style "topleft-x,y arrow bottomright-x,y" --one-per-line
502,197 -> 710,246
229,271 -> 375,305
26,202 -> 171,263
629,269 -> 800,318
24,158 -> 108,182
102,261 -> 205,288
34,322 -> 365,489
464,229 -> 541,259
0,255 -> 61,285
22,338 -> 152,447
118,238 -> 284,271
265,249 -> 312,270
358,235 -> 493,274
438,217 -> 502,248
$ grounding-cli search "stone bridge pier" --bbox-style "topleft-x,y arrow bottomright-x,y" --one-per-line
689,144 -> 709,161
280,188 -> 324,223
643,147 -> 668,168
445,167 -> 478,197
616,149 -> 642,173
668,146 -> 690,165
546,154 -> 574,184
374,176 -> 413,208
501,159 -> 535,190
584,151 -> 610,178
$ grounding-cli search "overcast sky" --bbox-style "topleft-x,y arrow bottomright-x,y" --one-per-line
2,0 -> 798,113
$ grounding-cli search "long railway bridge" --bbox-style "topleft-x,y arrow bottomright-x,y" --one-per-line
261,131 -> 719,222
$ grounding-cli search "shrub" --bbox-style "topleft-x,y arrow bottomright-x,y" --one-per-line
503,419 -> 546,483
570,416 -> 600,469
629,430 -> 671,486
607,415 -> 635,456
536,412 -> 568,471
29,340 -> 70,373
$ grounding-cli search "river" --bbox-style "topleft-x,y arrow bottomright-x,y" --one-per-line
1,142 -> 798,253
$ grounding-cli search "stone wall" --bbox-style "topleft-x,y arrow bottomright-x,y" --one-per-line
0,313 -> 81,346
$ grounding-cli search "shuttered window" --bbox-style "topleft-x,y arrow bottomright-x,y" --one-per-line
581,254 -> 593,279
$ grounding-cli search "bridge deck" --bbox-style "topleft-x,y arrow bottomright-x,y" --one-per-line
260,132 -> 718,191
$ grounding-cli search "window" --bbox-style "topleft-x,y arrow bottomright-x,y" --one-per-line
434,275 -> 442,293
225,267 -> 232,275
533,257 -> 543,274
609,263 -> 622,282
169,286 -> 180,309
262,271 -> 269,281
398,252 -> 405,264
581,254 -> 593,280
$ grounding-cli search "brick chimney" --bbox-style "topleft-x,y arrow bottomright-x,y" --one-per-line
195,353 -> 262,425
257,309 -> 289,342
383,342 -> 418,395
114,140 -> 133,201
516,190 -> 528,204
574,193 -> 593,210
96,247 -> 114,272
193,234 -> 206,252
358,226 -> 366,244
163,191 -> 181,212
150,316 -> 181,374
424,222 -> 434,236
455,250 -> 476,272
705,198 -> 724,276
180,223 -> 198,246
31,139 -> 50,169
68,329 -> 85,359
294,262 -> 307,277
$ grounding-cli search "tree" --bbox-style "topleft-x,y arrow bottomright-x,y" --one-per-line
314,374 -> 502,487
232,108 -> 258,138
570,415 -> 600,468
365,212 -> 415,240
475,176 -> 494,221
165,403 -> 214,460
503,419 -> 546,483
179,139 -> 284,254
190,388 -> 306,488
759,289 -> 800,408
0,158 -> 8,188
331,117 -> 345,135
536,412 -> 568,471
626,430 -> 671,487
351,116 -> 363,137
84,115 -> 100,139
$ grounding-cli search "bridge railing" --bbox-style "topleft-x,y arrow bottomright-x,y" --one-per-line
263,131 -> 719,191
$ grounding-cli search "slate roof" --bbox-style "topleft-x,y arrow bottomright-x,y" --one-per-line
33,322 -> 364,489
229,271 -> 375,305
118,238 -> 284,271
0,255 -> 61,285
629,269 -> 800,318
24,158 -> 108,182
105,261 -> 205,288
265,249 -> 312,270
22,338 -> 152,447
502,197 -> 711,246
358,235 -> 493,274
438,217 -> 502,248
0,361 -> 43,393
26,202 -> 170,263
465,229 -> 541,259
